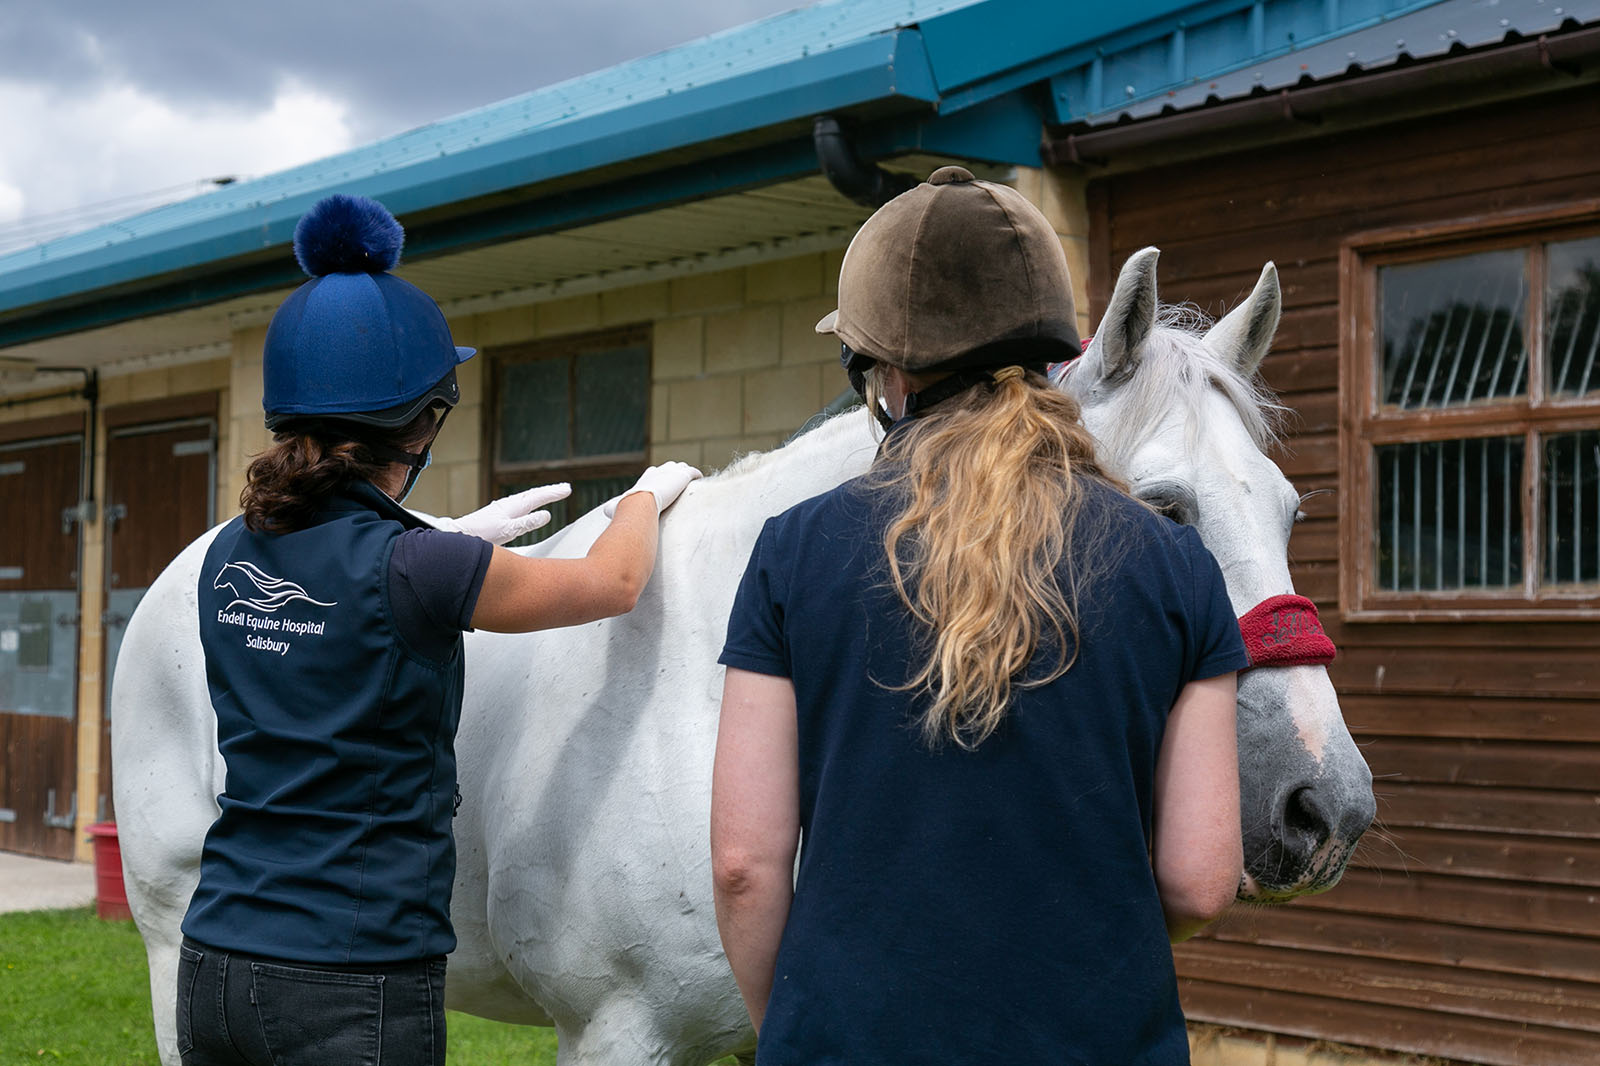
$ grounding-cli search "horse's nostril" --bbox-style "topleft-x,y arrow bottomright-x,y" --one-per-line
1282,786 -> 1331,852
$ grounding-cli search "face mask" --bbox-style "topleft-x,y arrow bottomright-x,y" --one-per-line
371,406 -> 448,504
397,449 -> 431,504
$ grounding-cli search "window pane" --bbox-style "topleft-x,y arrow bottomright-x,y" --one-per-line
499,473 -> 639,547
574,345 -> 648,457
1543,429 -> 1600,585
1374,437 -> 1523,591
1379,251 -> 1527,409
1546,237 -> 1600,399
499,359 -> 569,463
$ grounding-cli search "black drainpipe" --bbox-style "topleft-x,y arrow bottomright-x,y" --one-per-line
813,115 -> 918,207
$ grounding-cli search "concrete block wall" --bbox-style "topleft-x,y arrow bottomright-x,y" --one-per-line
456,246 -> 849,485
1013,164 -> 1093,344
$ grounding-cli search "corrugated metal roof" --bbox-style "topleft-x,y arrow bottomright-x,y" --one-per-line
1051,0 -> 1600,126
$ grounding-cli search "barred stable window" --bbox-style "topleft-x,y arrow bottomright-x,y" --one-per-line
488,327 -> 650,545
1340,211 -> 1600,618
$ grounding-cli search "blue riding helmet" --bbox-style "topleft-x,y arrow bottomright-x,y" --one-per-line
262,195 -> 474,431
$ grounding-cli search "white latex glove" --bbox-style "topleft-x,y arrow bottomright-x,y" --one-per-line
431,482 -> 572,545
603,462 -> 703,517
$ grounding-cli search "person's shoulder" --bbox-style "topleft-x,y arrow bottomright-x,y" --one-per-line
1077,475 -> 1161,535
394,525 -> 491,563
768,475 -> 876,534
1074,475 -> 1211,579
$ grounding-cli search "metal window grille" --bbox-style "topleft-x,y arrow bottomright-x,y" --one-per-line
1545,236 -> 1600,400
1374,437 -> 1523,592
1379,250 -> 1527,410
1542,429 -> 1600,586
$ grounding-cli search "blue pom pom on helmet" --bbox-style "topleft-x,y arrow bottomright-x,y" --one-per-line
263,195 -> 474,431
292,194 -> 404,278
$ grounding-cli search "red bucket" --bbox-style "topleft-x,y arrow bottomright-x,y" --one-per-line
84,822 -> 132,921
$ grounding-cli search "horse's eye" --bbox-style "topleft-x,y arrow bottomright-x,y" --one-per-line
1135,481 -> 1196,525
1143,496 -> 1192,525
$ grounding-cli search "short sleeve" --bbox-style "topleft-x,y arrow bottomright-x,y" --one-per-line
388,529 -> 494,662
1182,528 -> 1252,681
719,518 -> 791,678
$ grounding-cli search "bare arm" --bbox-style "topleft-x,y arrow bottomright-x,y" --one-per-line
470,492 -> 661,632
1152,671 -> 1241,942
711,667 -> 801,1034
468,461 -> 701,632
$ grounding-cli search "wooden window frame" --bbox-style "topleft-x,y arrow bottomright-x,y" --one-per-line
483,324 -> 652,502
1339,201 -> 1600,621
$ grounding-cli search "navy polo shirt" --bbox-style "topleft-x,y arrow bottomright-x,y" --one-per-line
720,473 -> 1248,1065
183,482 -> 491,964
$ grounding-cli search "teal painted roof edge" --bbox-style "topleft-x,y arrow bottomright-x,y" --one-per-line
0,28 -> 940,319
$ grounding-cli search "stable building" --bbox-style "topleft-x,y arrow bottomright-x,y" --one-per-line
0,0 -> 1596,1063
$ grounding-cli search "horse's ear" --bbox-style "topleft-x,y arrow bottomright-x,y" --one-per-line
1205,261 -> 1281,379
1094,247 -> 1160,381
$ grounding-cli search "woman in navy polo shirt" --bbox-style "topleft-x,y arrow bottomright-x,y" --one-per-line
710,168 -> 1247,1064
177,195 -> 699,1066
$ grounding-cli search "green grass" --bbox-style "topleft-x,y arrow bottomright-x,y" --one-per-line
0,907 -> 560,1064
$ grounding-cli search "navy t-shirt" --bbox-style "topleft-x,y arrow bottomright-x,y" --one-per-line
720,473 -> 1249,1066
390,527 -> 494,658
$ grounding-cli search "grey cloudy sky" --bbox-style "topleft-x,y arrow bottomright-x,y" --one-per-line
0,0 -> 807,246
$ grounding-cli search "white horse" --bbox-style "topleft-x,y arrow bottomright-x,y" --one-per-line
112,247 -> 1372,1064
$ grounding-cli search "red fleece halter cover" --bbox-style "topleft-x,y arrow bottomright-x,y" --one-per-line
1237,594 -> 1336,669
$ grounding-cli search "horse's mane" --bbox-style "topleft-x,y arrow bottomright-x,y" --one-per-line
1071,303 -> 1284,464
706,406 -> 872,483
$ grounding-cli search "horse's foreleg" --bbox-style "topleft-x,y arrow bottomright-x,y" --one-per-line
139,927 -> 184,1065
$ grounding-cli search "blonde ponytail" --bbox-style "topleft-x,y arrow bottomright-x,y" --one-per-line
867,366 -> 1122,749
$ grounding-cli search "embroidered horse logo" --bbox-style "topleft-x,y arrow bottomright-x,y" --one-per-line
213,561 -> 338,613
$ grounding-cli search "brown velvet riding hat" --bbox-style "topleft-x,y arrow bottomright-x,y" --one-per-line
816,165 -> 1081,371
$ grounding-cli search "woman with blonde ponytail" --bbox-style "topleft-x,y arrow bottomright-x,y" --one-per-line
711,167 -> 1249,1065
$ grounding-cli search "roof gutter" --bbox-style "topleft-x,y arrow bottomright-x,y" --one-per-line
1044,26 -> 1600,165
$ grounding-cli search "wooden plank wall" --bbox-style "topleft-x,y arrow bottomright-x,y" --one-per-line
1086,85 -> 1600,1066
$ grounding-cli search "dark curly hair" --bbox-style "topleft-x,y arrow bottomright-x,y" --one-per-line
240,408 -> 439,533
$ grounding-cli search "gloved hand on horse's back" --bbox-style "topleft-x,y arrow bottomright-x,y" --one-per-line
605,462 -> 703,517
432,482 -> 572,545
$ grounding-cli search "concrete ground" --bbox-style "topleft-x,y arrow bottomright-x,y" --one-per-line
0,849 -> 95,913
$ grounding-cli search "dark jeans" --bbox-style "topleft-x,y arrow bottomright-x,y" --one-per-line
177,938 -> 446,1066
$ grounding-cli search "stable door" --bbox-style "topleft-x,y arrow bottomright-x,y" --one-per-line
0,431 -> 84,859
99,416 -> 215,823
